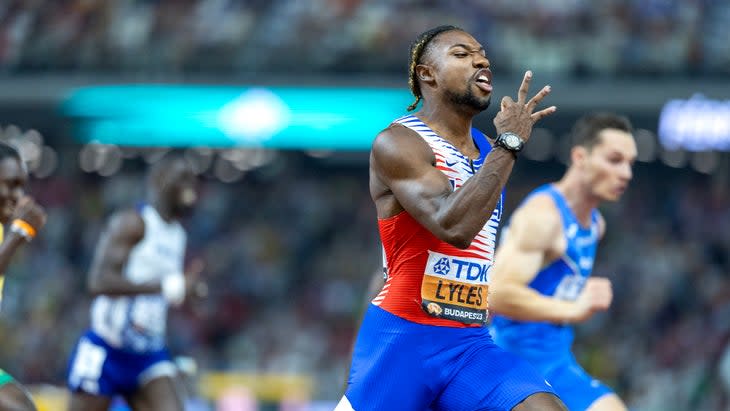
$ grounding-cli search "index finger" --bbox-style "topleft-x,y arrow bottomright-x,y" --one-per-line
517,70 -> 532,104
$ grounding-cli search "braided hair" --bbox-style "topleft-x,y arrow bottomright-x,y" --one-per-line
407,25 -> 463,111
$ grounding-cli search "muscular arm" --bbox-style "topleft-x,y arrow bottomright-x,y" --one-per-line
488,195 -> 584,324
87,210 -> 163,296
370,124 -> 514,249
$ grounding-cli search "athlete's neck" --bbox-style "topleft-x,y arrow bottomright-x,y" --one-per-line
553,170 -> 600,226
415,104 -> 477,156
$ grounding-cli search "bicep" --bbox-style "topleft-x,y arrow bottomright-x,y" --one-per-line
388,167 -> 453,221
491,234 -> 545,286
372,128 -> 454,224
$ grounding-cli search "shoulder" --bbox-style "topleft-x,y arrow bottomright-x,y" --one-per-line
515,193 -> 561,223
106,209 -> 145,241
508,193 -> 562,246
371,123 -> 433,165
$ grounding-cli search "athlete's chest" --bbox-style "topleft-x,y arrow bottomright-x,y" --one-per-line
560,222 -> 599,275
126,227 -> 185,282
430,145 -> 478,188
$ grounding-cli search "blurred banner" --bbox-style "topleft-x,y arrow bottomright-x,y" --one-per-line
198,372 -> 313,402
63,85 -> 412,149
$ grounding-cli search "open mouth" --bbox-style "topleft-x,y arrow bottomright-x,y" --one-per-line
474,69 -> 493,93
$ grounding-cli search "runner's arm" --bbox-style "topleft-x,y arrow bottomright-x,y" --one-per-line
488,196 -> 585,323
87,210 -> 162,296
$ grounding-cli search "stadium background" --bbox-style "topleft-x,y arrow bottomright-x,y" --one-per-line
0,1 -> 729,410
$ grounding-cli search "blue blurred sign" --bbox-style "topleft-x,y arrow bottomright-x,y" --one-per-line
63,85 -> 413,149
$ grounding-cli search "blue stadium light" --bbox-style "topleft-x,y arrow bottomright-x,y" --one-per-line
658,94 -> 730,151
63,85 -> 413,150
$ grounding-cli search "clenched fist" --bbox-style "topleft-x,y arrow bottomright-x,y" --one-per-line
11,196 -> 47,233
571,277 -> 613,323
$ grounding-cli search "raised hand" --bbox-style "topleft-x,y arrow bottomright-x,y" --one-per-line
11,196 -> 47,233
493,70 -> 557,143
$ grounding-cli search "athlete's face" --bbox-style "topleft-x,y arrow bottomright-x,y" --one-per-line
423,31 -> 493,111
160,161 -> 198,216
0,157 -> 27,224
575,129 -> 637,202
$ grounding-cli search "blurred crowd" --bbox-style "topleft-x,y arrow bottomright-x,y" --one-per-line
1,0 -> 729,77
0,145 -> 726,410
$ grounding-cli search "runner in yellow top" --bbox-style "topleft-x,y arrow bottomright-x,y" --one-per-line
0,141 -> 48,411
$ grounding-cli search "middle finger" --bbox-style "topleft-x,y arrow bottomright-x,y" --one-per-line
527,85 -> 552,110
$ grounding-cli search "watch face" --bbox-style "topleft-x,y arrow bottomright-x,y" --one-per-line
506,134 -> 519,148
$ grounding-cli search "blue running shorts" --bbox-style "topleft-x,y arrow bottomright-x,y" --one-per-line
532,353 -> 612,411
67,330 -> 177,397
341,305 -> 555,411
492,328 -> 613,411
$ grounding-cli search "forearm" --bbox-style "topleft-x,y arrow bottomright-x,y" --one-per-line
490,283 -> 579,324
436,148 -> 514,246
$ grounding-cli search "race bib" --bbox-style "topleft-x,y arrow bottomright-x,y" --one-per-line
554,274 -> 586,301
420,251 -> 490,324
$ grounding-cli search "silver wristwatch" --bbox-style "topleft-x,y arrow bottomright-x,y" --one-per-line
495,132 -> 524,154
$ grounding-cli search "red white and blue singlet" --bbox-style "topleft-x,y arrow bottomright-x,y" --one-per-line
374,114 -> 502,326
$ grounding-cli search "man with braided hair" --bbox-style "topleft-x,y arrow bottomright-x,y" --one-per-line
337,26 -> 566,411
